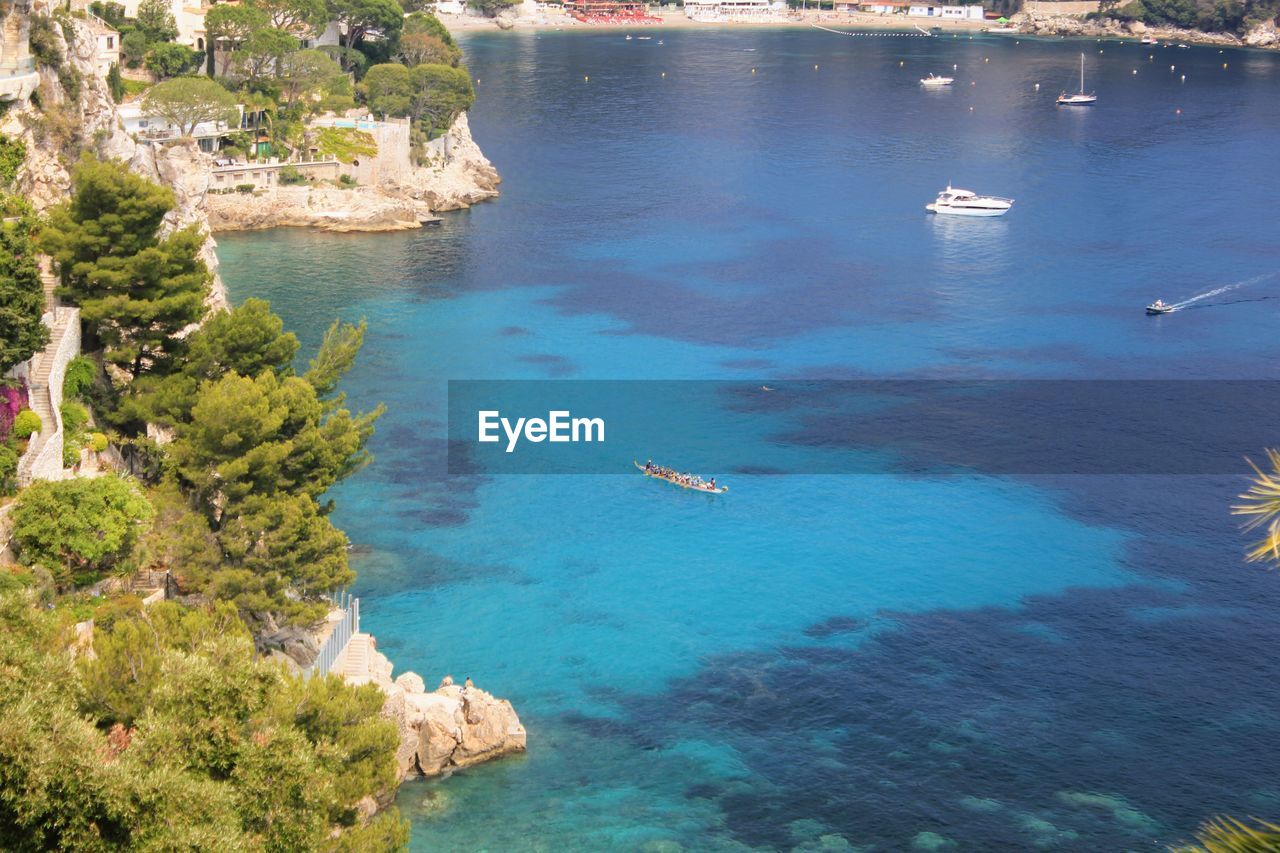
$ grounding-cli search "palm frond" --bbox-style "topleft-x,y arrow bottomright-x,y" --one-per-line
1170,815 -> 1280,853
1231,450 -> 1280,563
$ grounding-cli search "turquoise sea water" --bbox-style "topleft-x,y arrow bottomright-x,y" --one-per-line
219,29 -> 1280,850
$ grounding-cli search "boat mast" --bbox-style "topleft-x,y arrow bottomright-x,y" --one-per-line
1079,52 -> 1085,93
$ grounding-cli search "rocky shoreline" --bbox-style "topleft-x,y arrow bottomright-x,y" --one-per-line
1016,11 -> 1279,50
205,113 -> 502,233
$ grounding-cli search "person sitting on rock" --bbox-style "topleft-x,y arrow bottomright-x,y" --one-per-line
440,674 -> 454,688
464,676 -> 474,690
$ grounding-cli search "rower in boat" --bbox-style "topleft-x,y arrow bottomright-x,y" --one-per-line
1146,298 -> 1174,315
634,460 -> 728,494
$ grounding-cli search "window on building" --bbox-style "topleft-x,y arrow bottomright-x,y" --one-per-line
107,36 -> 114,48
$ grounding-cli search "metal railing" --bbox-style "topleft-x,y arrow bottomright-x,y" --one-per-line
304,592 -> 360,680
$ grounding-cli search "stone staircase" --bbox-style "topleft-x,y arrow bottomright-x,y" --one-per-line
338,633 -> 374,680
20,312 -> 72,473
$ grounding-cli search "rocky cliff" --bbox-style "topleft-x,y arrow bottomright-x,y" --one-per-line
2,14 -> 227,308
205,185 -> 431,233
340,639 -> 527,782
1018,11 -> 1279,49
206,112 -> 501,233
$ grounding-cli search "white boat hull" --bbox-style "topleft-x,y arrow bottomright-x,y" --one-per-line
926,203 -> 1010,217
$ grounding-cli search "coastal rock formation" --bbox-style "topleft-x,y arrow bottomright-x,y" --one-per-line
1244,20 -> 1278,47
1,15 -> 227,308
342,635 -> 525,781
205,112 -> 500,232
205,185 -> 430,233
395,112 -> 502,212
393,681 -> 528,779
1017,11 -> 1279,50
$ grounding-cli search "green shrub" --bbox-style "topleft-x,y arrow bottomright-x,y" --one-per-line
0,443 -> 18,494
0,135 -> 26,186
315,127 -> 377,164
235,183 -> 255,193
13,409 -> 41,439
62,356 -> 96,399
60,401 -> 89,432
62,435 -> 82,468
121,30 -> 149,68
338,173 -> 357,187
11,475 -> 154,584
106,63 -> 125,104
277,165 -> 307,186
29,15 -> 63,70
88,432 -> 110,453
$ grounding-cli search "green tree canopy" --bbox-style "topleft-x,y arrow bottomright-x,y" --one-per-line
0,594 -> 409,848
204,3 -> 270,75
467,0 -> 520,17
398,31 -> 459,67
278,48 -> 348,105
232,27 -> 301,85
250,0 -> 329,38
144,41 -> 201,79
11,477 -> 154,585
0,198 -> 49,374
408,63 -> 474,137
141,75 -> 241,136
136,0 -> 179,41
326,0 -> 405,51
360,62 -> 412,116
403,10 -> 456,46
39,157 -> 212,377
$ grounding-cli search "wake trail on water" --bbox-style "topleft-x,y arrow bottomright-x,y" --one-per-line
1167,271 -> 1280,311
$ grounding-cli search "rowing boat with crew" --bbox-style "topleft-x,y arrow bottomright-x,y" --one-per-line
634,460 -> 728,494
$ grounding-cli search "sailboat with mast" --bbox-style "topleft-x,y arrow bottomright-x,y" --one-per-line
1056,53 -> 1097,106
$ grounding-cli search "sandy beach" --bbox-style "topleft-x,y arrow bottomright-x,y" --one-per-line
440,7 -> 993,34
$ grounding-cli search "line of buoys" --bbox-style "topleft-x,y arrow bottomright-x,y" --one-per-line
810,24 -> 931,37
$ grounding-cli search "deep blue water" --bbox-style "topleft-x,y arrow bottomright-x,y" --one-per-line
218,29 -> 1280,850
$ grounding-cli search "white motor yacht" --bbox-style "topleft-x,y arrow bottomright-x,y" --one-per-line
920,73 -> 955,86
926,186 -> 1014,217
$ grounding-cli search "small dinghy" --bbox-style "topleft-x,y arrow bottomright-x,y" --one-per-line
1146,299 -> 1175,314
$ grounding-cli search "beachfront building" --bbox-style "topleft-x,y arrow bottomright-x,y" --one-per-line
907,3 -> 984,16
564,0 -> 659,21
118,101 -> 245,151
84,14 -> 120,78
840,0 -> 909,13
684,0 -> 778,21
83,0 -> 209,49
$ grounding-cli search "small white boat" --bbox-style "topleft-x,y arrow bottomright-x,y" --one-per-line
1146,299 -> 1175,314
1056,53 -> 1097,106
1140,35 -> 1157,44
926,186 -> 1014,217
625,34 -> 633,40
1177,42 -> 1190,48
637,35 -> 651,40
920,73 -> 955,86
985,23 -> 1019,33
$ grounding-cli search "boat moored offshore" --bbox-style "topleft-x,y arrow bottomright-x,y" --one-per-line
1057,53 -> 1097,106
920,73 -> 954,86
925,186 -> 1014,217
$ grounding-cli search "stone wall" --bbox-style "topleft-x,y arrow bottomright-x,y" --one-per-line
345,119 -> 413,187
17,307 -> 81,486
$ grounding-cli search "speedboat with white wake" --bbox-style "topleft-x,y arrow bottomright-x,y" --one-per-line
920,73 -> 954,86
1146,299 -> 1174,314
926,186 -> 1014,217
